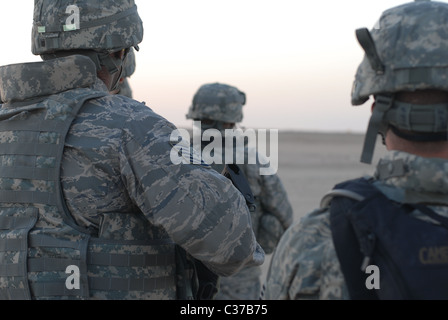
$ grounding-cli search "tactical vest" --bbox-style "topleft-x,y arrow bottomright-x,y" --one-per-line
0,88 -> 181,300
327,177 -> 448,300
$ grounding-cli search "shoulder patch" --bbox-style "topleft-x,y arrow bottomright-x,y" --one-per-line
170,140 -> 211,169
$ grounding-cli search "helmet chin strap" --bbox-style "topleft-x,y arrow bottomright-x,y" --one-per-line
360,95 -> 394,164
97,51 -> 128,92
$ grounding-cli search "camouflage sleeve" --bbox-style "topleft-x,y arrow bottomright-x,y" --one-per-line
263,208 -> 347,300
119,115 -> 264,277
259,172 -> 294,230
255,166 -> 294,254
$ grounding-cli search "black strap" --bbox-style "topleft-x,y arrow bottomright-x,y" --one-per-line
193,259 -> 220,300
360,95 -> 393,164
221,164 -> 256,212
330,196 -> 378,300
411,204 -> 448,230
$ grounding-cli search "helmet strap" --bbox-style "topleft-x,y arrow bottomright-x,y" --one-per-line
97,50 -> 129,92
360,94 -> 394,164
390,126 -> 448,142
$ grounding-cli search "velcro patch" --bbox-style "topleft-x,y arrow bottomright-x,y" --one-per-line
170,140 -> 211,169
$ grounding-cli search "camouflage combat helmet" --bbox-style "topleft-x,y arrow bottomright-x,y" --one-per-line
352,0 -> 448,163
32,0 -> 143,55
186,83 -> 246,124
32,0 -> 143,92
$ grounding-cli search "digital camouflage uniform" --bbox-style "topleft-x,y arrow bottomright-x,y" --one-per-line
0,1 -> 264,300
264,0 -> 448,300
187,83 -> 293,300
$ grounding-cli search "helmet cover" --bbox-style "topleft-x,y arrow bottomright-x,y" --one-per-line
186,83 -> 246,123
352,0 -> 448,106
32,0 -> 143,55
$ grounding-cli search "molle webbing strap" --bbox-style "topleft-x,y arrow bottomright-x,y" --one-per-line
31,276 -> 177,297
0,166 -> 56,181
0,191 -> 57,207
26,237 -> 176,273
30,233 -> 86,250
0,91 -> 106,211
360,95 -> 393,164
31,283 -> 88,298
89,276 -> 176,292
0,208 -> 38,300
0,89 -> 106,300
28,233 -> 91,299
85,238 -> 177,295
88,247 -> 176,268
27,233 -> 88,273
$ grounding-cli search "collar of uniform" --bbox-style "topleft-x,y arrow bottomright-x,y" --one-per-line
373,150 -> 448,205
0,55 -> 103,104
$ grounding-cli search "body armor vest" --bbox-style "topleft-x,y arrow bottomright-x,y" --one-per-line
328,177 -> 448,300
0,88 -> 179,300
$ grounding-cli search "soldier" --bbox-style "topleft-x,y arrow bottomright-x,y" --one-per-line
263,0 -> 448,300
0,1 -> 264,300
186,82 -> 293,300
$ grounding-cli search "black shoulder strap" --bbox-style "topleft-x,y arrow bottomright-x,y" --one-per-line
329,178 -> 448,300
221,164 -> 256,212
410,204 -> 448,230
328,178 -> 378,300
330,194 -> 378,300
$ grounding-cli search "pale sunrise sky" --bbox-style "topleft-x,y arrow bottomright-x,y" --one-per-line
0,0 -> 425,132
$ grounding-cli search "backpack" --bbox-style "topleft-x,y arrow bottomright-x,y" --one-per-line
327,177 -> 448,300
